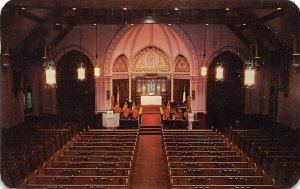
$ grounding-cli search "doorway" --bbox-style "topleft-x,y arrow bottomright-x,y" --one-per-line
56,50 -> 95,124
206,52 -> 245,131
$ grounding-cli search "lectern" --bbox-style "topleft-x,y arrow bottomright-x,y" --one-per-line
103,111 -> 120,130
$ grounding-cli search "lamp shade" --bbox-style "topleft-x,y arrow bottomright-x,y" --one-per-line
45,66 -> 56,86
77,65 -> 86,80
94,66 -> 100,77
200,65 -> 207,77
244,67 -> 255,87
216,65 -> 223,80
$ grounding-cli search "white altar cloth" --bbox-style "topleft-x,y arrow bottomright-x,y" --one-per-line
141,96 -> 162,105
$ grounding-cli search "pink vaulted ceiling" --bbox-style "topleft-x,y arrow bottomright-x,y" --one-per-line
108,24 -> 196,74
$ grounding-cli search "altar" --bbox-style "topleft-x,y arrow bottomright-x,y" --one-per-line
141,96 -> 162,105
136,75 -> 167,106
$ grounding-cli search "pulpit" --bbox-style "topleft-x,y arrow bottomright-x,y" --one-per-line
102,111 -> 120,130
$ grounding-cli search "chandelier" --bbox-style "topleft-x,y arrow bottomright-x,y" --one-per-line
216,25 -> 224,81
244,60 -> 255,87
44,45 -> 56,87
201,24 -> 207,77
94,23 -> 100,77
244,45 -> 256,88
216,61 -> 224,81
77,23 -> 86,81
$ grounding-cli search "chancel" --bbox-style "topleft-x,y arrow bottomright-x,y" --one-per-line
0,0 -> 300,188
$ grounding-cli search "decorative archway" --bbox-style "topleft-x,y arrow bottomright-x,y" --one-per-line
132,46 -> 170,73
112,54 -> 128,72
54,45 -> 97,67
206,46 -> 246,68
175,55 -> 190,73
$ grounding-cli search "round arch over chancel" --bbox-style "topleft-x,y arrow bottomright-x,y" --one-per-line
132,47 -> 170,73
104,24 -> 197,76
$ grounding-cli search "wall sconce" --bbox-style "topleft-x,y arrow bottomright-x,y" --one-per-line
94,66 -> 100,77
291,53 -> 300,72
77,63 -> 86,81
216,62 -> 224,81
244,65 -> 255,88
1,49 -> 10,71
200,65 -> 207,77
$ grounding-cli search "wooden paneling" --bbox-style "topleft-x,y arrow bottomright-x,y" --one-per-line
173,79 -> 190,104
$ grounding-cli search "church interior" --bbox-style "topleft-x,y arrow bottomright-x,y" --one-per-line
0,0 -> 300,188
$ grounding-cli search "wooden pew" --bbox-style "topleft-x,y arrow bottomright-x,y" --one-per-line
68,146 -> 135,151
1,160 -> 30,178
44,168 -> 130,176
165,146 -> 232,151
33,175 -> 128,185
166,151 -> 237,156
164,142 -> 228,146
171,175 -> 267,185
171,184 -> 274,189
25,184 -> 127,189
51,161 -> 132,169
80,135 -> 138,140
76,138 -> 137,143
72,142 -> 136,147
57,155 -> 132,162
168,162 -> 250,169
167,156 -> 243,162
169,168 -> 259,176
164,138 -> 224,142
63,150 -> 134,157
1,167 -> 21,187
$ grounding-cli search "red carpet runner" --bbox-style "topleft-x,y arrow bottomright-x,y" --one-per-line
140,105 -> 161,126
131,135 -> 169,188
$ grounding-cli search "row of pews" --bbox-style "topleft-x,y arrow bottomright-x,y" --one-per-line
25,129 -> 139,189
163,129 -> 275,189
231,129 -> 300,188
1,128 -> 71,187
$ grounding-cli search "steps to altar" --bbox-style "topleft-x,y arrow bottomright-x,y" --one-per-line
139,125 -> 162,135
140,105 -> 162,126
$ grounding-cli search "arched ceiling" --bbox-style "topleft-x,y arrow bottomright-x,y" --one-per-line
106,24 -> 195,74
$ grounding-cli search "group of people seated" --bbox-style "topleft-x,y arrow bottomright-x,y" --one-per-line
113,101 -> 139,119
163,102 -> 188,120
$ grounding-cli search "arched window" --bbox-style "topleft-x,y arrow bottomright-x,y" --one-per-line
113,55 -> 128,72
175,55 -> 190,72
23,71 -> 32,114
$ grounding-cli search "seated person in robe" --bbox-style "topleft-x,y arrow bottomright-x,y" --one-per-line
183,111 -> 188,120
164,103 -> 172,119
131,102 -> 139,119
176,105 -> 182,120
164,108 -> 171,119
113,102 -> 121,113
132,107 -> 139,119
123,102 -> 130,119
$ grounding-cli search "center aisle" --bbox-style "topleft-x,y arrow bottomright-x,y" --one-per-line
131,134 -> 169,189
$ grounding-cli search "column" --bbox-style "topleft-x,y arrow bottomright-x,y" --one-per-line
190,76 -> 196,112
94,77 -> 102,113
51,87 -> 57,114
170,74 -> 174,102
128,74 -> 132,102
103,77 -> 111,110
